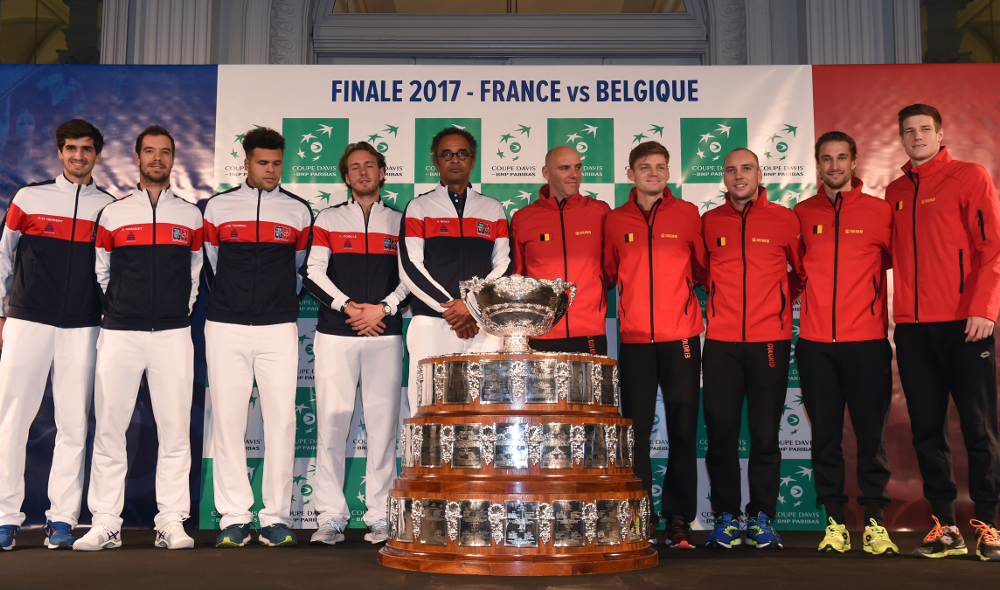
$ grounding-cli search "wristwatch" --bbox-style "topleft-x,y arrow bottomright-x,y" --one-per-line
380,301 -> 392,315
340,300 -> 353,313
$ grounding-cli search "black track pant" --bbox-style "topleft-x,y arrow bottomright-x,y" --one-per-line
703,339 -> 791,519
529,335 -> 608,356
895,321 -> 1000,527
796,338 -> 893,525
619,337 -> 701,524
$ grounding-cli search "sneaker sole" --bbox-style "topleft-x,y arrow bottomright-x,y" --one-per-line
1,541 -> 14,551
260,536 -> 297,547
669,540 -> 695,549
913,547 -> 968,558
155,540 -> 195,549
43,538 -> 72,550
216,536 -> 250,548
977,549 -> 1000,562
72,541 -> 121,552
706,538 -> 740,549
310,536 -> 345,545
364,534 -> 388,544
818,543 -> 850,553
864,544 -> 898,555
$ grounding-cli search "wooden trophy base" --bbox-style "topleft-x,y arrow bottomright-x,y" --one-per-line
378,544 -> 657,576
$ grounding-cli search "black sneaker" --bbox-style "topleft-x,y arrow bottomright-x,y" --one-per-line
913,516 -> 967,558
971,519 -> 1000,562
664,517 -> 695,549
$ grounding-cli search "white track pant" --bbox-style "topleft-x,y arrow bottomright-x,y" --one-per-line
313,333 -> 402,529
88,328 -> 193,530
405,316 -> 502,413
205,320 -> 297,529
0,318 -> 98,527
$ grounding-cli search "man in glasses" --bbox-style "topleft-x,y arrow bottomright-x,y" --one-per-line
511,145 -> 611,355
399,128 -> 510,412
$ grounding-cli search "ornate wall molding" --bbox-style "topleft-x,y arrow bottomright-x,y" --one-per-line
706,0 -> 748,65
269,0 -> 309,64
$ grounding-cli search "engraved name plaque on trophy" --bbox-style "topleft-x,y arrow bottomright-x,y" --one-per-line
397,497 -> 415,542
540,423 -> 573,469
458,500 -> 492,547
568,361 -> 593,404
524,359 -> 558,403
504,500 -> 539,548
420,424 -> 443,468
480,360 -> 513,404
553,500 -> 586,547
451,423 -> 483,469
583,423 -> 608,468
444,361 -> 471,404
421,499 -> 449,546
595,499 -> 621,545
494,423 -> 529,469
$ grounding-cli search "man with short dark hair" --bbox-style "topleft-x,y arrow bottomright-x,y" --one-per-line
794,131 -> 897,555
511,145 -> 610,355
399,128 -> 510,412
701,148 -> 804,550
0,119 -> 114,550
73,125 -> 202,551
888,103 -> 1000,561
604,141 -> 707,546
204,127 -> 313,548
303,141 -> 408,546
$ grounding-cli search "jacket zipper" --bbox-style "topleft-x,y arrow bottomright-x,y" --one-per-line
59,183 -> 82,326
363,201 -> 371,302
711,281 -> 716,317
909,172 -> 920,322
979,210 -> 986,241
778,282 -> 786,330
558,199 -> 570,338
251,188 -> 261,323
802,277 -> 808,314
740,201 -> 750,343
150,191 -> 159,331
646,200 -> 661,342
684,277 -> 694,315
831,193 -> 842,342
870,277 -> 878,315
959,248 -> 964,294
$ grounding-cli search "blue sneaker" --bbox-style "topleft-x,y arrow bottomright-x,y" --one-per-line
0,525 -> 19,551
745,511 -> 783,549
259,524 -> 297,547
705,513 -> 742,548
43,520 -> 76,549
215,523 -> 252,548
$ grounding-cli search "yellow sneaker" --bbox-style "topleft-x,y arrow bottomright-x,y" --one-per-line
864,518 -> 899,555
818,517 -> 850,553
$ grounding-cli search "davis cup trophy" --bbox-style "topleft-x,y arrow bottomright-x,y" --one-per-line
378,275 -> 656,576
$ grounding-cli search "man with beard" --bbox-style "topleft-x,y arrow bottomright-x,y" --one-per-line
302,142 -> 408,546
794,131 -> 897,555
511,145 -> 611,354
399,128 -> 510,413
0,119 -> 114,550
701,148 -> 804,550
75,125 -> 202,551
204,128 -> 312,548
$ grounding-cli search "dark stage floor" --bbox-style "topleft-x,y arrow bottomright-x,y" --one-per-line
2,529 -> 997,589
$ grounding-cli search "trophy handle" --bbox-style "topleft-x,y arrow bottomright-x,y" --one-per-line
460,282 -> 486,328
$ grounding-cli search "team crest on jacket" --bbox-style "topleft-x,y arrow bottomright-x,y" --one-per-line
274,225 -> 292,242
476,221 -> 492,237
44,222 -> 55,234
126,232 -> 136,243
383,236 -> 398,253
439,222 -> 449,234
172,227 -> 190,243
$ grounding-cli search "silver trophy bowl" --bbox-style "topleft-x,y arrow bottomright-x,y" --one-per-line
459,275 -> 577,353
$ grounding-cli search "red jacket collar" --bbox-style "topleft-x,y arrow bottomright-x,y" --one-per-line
724,186 -> 769,214
626,186 -> 676,215
538,184 -> 585,209
901,146 -> 953,177
813,177 -> 865,206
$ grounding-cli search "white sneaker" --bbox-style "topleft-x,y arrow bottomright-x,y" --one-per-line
365,519 -> 389,544
155,521 -> 194,549
310,519 -> 345,545
72,524 -> 122,551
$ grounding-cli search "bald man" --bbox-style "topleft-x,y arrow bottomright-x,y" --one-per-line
510,146 -> 612,354
701,148 -> 805,550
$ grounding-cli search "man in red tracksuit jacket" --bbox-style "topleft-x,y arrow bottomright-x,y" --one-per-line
888,104 -> 1000,561
512,145 -> 611,354
794,131 -> 897,556
603,141 -> 708,547
701,148 -> 804,550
